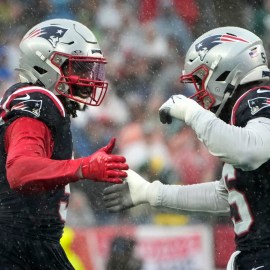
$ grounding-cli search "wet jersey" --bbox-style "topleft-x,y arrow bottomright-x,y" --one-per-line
0,83 -> 73,242
155,85 -> 270,256
224,86 -> 270,251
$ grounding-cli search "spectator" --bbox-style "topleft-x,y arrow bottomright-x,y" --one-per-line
106,236 -> 143,270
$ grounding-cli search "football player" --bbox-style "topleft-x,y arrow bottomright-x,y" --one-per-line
103,27 -> 270,270
0,19 -> 128,269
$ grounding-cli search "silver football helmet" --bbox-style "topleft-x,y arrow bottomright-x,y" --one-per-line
18,19 -> 108,107
180,26 -> 270,114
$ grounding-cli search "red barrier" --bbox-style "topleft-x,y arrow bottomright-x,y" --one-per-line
214,224 -> 236,268
66,224 -> 214,270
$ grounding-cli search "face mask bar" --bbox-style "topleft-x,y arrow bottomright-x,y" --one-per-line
180,65 -> 216,110
51,52 -> 108,106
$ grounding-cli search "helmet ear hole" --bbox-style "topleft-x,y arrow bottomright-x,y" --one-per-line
34,66 -> 47,75
216,71 -> 230,81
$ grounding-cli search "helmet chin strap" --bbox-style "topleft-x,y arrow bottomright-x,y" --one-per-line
215,72 -> 241,117
215,91 -> 231,117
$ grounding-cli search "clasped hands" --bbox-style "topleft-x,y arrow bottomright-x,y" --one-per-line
102,95 -> 203,211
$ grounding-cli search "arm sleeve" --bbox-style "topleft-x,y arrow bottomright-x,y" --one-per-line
189,110 -> 270,171
5,117 -> 81,190
149,179 -> 230,214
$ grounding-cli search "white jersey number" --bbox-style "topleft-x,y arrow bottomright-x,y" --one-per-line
228,189 -> 253,235
224,164 -> 253,235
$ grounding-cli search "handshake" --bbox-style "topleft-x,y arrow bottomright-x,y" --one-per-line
99,95 -> 203,211
75,138 -> 161,211
103,169 -> 162,212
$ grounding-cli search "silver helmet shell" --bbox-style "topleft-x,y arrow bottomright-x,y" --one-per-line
18,18 -> 108,106
181,26 -> 270,110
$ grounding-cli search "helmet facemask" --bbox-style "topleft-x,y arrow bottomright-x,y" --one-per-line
180,65 -> 216,110
51,52 -> 108,107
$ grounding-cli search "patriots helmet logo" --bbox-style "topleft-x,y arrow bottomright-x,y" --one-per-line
248,97 -> 270,115
195,34 -> 249,61
24,26 -> 68,48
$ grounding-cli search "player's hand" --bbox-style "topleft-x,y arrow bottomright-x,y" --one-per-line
103,181 -> 134,212
80,138 -> 129,184
103,169 -> 162,212
159,94 -> 202,124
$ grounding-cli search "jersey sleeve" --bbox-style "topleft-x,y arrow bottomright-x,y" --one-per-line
189,110 -> 270,170
153,179 -> 230,214
5,117 -> 81,191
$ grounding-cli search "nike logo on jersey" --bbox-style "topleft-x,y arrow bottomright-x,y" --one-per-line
251,266 -> 264,270
14,94 -> 31,101
257,89 -> 270,94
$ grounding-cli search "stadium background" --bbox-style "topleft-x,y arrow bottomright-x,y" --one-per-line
0,0 -> 267,269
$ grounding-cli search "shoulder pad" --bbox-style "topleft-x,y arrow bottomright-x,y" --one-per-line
0,85 -> 66,128
231,86 -> 270,126
1,85 -> 65,117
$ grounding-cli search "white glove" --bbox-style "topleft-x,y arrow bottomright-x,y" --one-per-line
125,169 -> 162,205
159,94 -> 203,124
103,169 -> 162,212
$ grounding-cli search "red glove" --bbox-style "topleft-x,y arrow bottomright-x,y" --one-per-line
79,138 -> 129,184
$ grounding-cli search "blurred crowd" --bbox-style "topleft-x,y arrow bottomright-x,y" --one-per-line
0,0 -> 268,227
